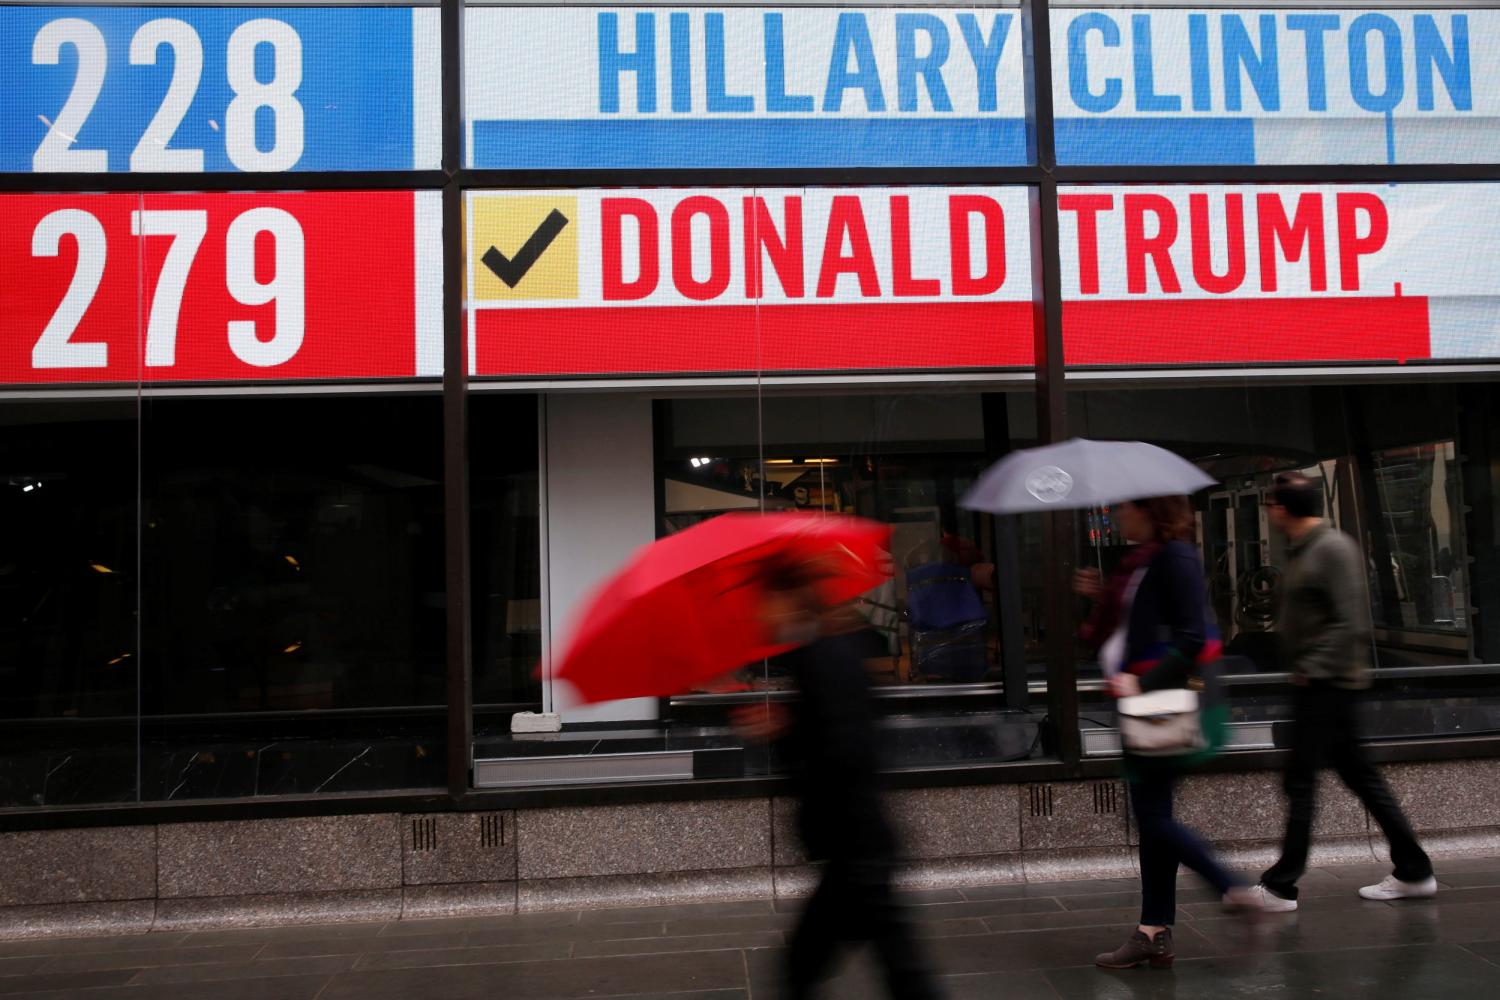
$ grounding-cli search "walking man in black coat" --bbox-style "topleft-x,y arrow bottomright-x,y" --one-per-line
734,558 -> 944,1000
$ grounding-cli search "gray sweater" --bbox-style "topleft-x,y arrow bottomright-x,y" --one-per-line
1279,523 -> 1374,689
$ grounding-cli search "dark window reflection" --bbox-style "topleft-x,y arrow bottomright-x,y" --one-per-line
470,393 -> 542,711
136,395 -> 447,801
0,401 -> 138,806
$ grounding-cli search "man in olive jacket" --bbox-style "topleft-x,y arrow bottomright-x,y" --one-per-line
1247,473 -> 1435,911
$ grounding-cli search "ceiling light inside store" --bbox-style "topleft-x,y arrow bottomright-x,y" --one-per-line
689,457 -> 714,468
804,458 -> 838,464
765,459 -> 794,465
88,563 -> 115,574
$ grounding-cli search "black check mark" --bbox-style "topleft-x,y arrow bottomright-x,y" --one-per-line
482,209 -> 570,289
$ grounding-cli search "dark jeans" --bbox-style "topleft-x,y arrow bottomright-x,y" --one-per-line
1261,683 -> 1432,900
786,853 -> 943,1000
1130,762 -> 1242,926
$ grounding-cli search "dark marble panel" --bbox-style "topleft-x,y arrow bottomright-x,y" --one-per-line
0,750 -> 138,808
144,748 -> 263,802
249,741 -> 443,797
0,734 -> 444,806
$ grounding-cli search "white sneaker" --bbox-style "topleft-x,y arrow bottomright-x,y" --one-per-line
1225,883 -> 1298,913
1358,875 -> 1438,901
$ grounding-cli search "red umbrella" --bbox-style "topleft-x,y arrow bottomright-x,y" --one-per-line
551,512 -> 892,705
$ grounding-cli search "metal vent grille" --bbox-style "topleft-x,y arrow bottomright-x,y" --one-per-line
412,817 -> 438,852
1029,784 -> 1054,818
1093,782 -> 1120,815
480,813 -> 505,849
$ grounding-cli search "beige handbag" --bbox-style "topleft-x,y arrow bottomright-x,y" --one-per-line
1117,688 -> 1206,756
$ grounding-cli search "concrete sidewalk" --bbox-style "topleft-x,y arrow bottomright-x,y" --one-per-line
2,857 -> 1499,999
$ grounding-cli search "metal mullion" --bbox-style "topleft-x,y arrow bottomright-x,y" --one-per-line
1022,0 -> 1082,770
442,0 -> 472,801
0,171 -> 446,194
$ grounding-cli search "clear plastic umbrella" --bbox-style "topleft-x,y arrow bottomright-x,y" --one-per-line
960,438 -> 1216,514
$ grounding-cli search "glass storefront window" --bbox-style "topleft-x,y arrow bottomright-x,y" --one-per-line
471,394 -> 543,711
655,391 -> 1049,773
1068,379 -> 1500,748
0,401 -> 138,807
136,395 -> 448,800
0,394 -> 456,807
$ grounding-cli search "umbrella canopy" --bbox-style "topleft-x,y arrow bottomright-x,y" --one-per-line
960,438 -> 1216,514
551,512 -> 891,705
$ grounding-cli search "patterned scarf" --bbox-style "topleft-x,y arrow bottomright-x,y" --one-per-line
1079,541 -> 1161,653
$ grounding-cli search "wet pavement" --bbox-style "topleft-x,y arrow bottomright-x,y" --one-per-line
2,857 -> 1500,999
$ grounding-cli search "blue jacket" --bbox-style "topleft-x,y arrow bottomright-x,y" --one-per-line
1125,541 -> 1219,693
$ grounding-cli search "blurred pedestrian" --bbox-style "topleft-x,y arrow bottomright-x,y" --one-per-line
1075,496 -> 1260,970
1246,473 -> 1435,910
732,557 -> 944,1000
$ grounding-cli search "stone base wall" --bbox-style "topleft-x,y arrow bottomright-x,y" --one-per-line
3,758 -> 1498,939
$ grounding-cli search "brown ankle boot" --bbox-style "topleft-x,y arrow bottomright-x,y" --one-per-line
1094,927 -> 1174,969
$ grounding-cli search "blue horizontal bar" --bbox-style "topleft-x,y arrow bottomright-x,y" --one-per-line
471,118 -> 1030,169
1056,118 -> 1257,165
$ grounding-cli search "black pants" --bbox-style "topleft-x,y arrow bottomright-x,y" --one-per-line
786,852 -> 943,1000
1129,761 -> 1241,926
1261,683 -> 1432,900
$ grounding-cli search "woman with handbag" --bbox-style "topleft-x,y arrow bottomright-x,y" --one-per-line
1074,495 -> 1260,970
